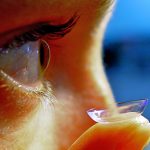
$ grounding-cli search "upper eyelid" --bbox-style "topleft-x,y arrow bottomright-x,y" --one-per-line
1,15 -> 79,49
19,15 -> 79,41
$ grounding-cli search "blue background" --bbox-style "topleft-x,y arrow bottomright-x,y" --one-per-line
103,0 -> 150,148
103,1 -> 150,148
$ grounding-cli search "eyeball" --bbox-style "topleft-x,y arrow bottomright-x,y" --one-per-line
0,40 -> 50,86
87,99 -> 148,124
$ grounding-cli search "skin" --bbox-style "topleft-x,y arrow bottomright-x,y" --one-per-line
69,116 -> 150,150
0,0 -> 150,149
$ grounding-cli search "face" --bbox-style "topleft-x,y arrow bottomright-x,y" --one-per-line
0,0 -> 115,149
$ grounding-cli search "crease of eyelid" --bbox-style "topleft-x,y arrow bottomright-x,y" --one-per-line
1,15 -> 79,49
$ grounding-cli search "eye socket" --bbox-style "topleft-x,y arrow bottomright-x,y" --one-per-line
0,40 -> 50,86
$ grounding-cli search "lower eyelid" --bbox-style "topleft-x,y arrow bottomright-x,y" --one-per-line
0,69 -> 55,107
0,70 -> 44,94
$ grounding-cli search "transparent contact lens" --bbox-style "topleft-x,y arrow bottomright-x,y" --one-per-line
87,99 -> 148,124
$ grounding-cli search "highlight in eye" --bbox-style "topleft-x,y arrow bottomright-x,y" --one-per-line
0,40 -> 50,86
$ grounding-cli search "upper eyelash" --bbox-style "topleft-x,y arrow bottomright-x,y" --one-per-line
3,15 -> 79,49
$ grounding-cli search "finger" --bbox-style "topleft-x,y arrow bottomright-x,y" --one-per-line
69,115 -> 150,150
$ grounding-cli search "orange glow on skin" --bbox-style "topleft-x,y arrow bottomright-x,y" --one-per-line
0,0 -> 149,149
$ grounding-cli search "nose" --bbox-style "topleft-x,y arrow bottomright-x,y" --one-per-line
41,5 -> 116,149
45,13 -> 116,111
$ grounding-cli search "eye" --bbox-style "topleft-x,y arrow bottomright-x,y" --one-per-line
0,40 -> 50,86
0,16 -> 78,86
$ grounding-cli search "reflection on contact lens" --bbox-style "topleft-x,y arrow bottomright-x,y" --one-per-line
0,40 -> 50,86
87,99 -> 148,124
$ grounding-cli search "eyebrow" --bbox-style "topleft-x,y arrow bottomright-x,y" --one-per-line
3,15 -> 79,49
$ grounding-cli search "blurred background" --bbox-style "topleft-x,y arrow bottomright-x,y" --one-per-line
103,0 -> 150,121
103,1 -> 150,148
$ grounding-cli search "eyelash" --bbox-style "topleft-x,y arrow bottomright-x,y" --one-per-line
2,15 -> 79,49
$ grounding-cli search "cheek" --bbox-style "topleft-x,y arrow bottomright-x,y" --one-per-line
0,79 -> 39,131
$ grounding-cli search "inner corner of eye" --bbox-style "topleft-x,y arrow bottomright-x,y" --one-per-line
0,40 -> 50,86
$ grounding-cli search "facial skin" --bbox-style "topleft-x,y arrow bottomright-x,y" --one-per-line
0,0 -> 138,149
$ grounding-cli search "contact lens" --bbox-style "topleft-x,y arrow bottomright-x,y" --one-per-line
87,99 -> 148,124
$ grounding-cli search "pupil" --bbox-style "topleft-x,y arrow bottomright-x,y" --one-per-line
39,40 -> 50,71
